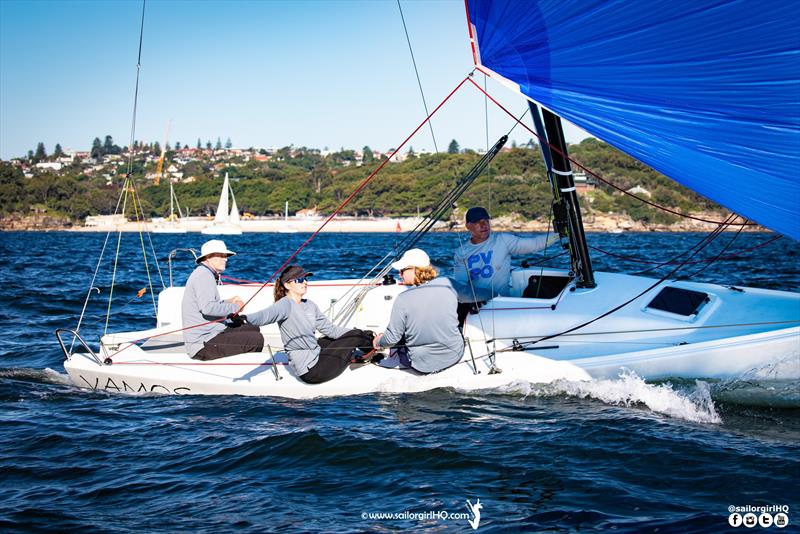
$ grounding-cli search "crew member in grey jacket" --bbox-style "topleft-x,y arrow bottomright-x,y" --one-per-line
247,265 -> 373,384
373,248 -> 469,374
182,240 -> 264,360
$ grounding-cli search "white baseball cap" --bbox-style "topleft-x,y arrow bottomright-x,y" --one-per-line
391,248 -> 430,271
196,239 -> 236,263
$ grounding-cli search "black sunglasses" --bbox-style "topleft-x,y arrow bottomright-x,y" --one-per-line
291,277 -> 308,284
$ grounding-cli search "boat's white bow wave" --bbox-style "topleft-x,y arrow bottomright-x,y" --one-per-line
495,369 -> 722,424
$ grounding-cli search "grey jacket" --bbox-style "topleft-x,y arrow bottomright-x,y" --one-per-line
248,297 -> 350,376
377,277 -> 465,373
182,265 -> 239,357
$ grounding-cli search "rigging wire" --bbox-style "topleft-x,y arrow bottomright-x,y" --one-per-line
105,76 -> 474,361
519,215 -> 737,348
396,0 -> 438,153
684,218 -> 747,279
332,135 -> 509,326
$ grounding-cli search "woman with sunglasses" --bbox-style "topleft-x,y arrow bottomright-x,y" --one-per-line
372,248 -> 482,374
247,265 -> 373,384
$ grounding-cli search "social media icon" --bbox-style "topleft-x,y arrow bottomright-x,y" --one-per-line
759,513 -> 773,527
729,513 -> 742,527
774,512 -> 789,528
744,513 -> 757,528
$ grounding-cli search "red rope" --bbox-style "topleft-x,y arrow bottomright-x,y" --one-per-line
464,77 -> 756,227
105,76 -> 472,362
238,76 -> 472,310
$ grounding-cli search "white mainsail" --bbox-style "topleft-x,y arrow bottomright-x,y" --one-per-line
202,172 -> 242,235
213,173 -> 231,224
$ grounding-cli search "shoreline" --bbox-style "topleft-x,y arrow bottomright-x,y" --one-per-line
0,213 -> 766,233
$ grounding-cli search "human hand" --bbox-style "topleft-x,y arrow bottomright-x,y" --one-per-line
228,296 -> 244,308
372,332 -> 384,350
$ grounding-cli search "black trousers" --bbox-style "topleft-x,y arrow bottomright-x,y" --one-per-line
193,324 -> 264,361
300,329 -> 374,384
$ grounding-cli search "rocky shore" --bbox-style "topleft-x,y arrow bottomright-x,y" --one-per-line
0,211 -> 763,233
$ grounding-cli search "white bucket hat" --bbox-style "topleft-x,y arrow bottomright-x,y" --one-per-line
196,239 -> 236,264
391,248 -> 430,271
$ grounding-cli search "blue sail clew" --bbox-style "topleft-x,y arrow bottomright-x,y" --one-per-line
466,0 -> 800,240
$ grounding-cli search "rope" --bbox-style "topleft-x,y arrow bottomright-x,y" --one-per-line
237,76 -> 472,313
489,319 -> 800,347
104,76 -> 474,362
523,216 -> 735,347
130,183 -> 158,316
684,219 -> 747,279
465,77 -> 757,227
125,0 -> 146,179
331,134 -> 509,325
396,0 -> 437,153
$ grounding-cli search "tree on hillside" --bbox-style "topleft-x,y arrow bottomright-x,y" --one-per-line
153,141 -> 161,155
447,139 -> 460,154
0,162 -> 26,213
34,142 -> 47,162
311,161 -> 330,194
362,146 -> 374,164
206,140 -> 212,150
215,137 -> 222,150
225,137 -> 232,149
27,150 -> 34,161
175,141 -> 182,150
196,138 -> 202,149
54,144 -> 64,158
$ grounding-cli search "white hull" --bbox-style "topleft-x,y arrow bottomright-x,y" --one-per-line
200,224 -> 242,235
152,224 -> 187,234
63,268 -> 800,397
64,344 -> 590,398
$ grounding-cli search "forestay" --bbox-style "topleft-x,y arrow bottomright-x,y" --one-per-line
465,0 -> 800,240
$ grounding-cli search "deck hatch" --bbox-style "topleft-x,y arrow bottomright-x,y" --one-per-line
646,287 -> 709,316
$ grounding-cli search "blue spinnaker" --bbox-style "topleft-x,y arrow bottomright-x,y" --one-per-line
466,0 -> 800,240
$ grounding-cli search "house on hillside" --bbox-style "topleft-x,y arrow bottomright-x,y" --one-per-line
626,185 -> 652,197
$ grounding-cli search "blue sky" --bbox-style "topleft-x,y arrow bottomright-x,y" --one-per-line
0,0 -> 590,160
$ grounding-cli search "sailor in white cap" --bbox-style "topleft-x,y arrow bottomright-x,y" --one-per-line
372,248 -> 478,374
181,240 -> 264,360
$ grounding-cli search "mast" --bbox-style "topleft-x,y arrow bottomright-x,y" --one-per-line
169,181 -> 175,220
536,106 -> 596,288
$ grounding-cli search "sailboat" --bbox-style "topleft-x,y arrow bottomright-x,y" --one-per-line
277,200 -> 299,233
201,172 -> 242,235
59,0 -> 799,398
152,181 -> 187,234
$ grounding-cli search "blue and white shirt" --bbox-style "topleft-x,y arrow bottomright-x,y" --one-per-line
453,233 -> 552,298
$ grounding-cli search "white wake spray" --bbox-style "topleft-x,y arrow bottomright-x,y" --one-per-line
500,369 -> 722,424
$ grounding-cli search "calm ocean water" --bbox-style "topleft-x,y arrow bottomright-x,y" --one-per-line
1,230 -> 798,533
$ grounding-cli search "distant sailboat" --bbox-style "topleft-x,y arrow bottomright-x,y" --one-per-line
202,172 -> 242,235
152,181 -> 187,234
277,200 -> 298,233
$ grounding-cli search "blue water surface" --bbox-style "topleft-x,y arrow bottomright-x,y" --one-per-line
1,231 -> 798,533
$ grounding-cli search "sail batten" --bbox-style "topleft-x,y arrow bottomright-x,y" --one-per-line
466,0 -> 800,239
